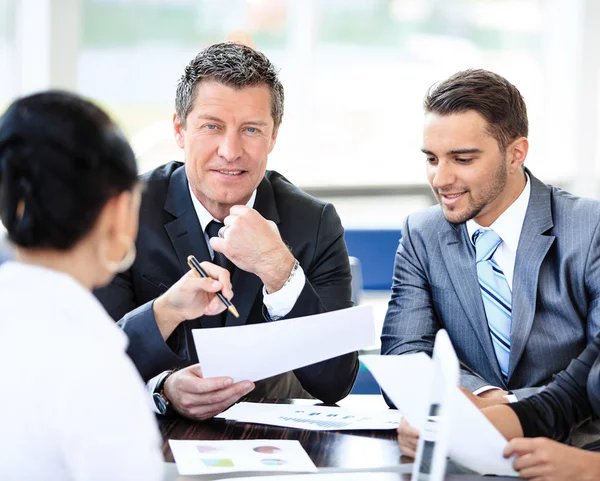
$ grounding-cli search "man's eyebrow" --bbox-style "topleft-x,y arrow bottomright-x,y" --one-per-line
196,114 -> 224,122
242,121 -> 269,127
420,148 -> 482,155
448,148 -> 482,155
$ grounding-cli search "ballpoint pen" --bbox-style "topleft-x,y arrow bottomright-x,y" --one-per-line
187,254 -> 239,318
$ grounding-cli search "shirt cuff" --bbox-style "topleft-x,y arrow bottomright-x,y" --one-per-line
472,385 -> 503,396
504,394 -> 518,403
262,265 -> 306,320
146,371 -> 170,415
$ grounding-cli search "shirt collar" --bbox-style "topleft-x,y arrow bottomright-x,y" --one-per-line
188,183 -> 257,232
467,173 -> 531,249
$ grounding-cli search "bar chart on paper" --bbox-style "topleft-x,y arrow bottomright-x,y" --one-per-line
216,402 -> 401,431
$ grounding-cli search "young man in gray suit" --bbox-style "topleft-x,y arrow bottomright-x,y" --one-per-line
95,43 -> 358,421
383,69 -> 600,454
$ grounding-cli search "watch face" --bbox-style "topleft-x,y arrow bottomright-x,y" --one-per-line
153,393 -> 167,415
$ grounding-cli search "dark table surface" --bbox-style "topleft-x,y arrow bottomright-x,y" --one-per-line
159,395 -> 516,480
160,396 -> 401,470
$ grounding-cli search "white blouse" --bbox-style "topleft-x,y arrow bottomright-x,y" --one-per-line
0,262 -> 163,481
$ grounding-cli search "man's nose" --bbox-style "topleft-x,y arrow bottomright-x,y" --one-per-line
430,160 -> 455,190
217,132 -> 243,162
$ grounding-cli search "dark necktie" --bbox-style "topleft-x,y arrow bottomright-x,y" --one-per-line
203,220 -> 235,328
205,220 -> 234,274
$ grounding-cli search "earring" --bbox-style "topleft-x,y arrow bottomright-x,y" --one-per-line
102,237 -> 136,274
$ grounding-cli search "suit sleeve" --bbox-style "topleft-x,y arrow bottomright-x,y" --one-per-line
508,335 -> 600,441
380,216 -> 489,406
95,270 -> 188,382
274,203 -> 358,404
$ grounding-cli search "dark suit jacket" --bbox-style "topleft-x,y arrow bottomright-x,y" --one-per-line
95,162 -> 358,403
382,172 -> 600,399
510,330 -> 600,445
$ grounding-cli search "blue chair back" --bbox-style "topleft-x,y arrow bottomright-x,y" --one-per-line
344,229 -> 401,291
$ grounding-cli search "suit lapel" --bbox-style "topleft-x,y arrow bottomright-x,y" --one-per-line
508,173 -> 555,376
439,223 -> 504,383
224,174 -> 280,327
163,166 -> 221,328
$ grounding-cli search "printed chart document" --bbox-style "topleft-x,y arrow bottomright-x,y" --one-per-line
360,350 -> 517,476
169,439 -> 317,476
216,402 -> 401,431
192,305 -> 375,382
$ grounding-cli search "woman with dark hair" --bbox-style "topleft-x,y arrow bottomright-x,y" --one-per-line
0,91 -> 233,481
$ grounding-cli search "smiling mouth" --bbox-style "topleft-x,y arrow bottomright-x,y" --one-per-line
438,191 -> 467,207
214,170 -> 246,176
440,192 -> 465,199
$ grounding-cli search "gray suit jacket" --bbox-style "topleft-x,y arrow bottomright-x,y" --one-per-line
382,172 -> 600,401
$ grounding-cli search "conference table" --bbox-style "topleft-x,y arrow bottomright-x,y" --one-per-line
159,395 -> 516,480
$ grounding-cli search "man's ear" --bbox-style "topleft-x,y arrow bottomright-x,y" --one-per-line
174,113 -> 185,149
508,137 -> 528,173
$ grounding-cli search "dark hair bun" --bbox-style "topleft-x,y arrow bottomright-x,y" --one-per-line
0,90 -> 138,250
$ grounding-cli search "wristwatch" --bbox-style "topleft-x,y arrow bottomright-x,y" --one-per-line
152,370 -> 174,415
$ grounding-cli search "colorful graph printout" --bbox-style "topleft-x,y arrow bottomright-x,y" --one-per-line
169,439 -> 317,475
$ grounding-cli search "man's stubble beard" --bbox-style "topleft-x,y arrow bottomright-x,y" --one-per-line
441,155 -> 508,225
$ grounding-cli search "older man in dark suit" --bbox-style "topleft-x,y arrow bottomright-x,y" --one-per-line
95,43 -> 358,421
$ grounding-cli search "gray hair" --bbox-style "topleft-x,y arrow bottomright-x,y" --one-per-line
175,42 -> 284,129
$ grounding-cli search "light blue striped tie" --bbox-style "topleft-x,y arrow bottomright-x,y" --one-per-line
473,228 -> 512,381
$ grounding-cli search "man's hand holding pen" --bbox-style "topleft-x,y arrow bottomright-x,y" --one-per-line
153,262 -> 233,340
210,205 -> 295,294
151,261 -> 254,420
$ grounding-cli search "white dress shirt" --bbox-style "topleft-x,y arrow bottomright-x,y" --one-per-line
0,262 -> 163,481
466,174 -> 530,399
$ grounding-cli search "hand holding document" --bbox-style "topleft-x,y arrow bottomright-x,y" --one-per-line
192,305 -> 375,382
216,402 -> 401,431
169,439 -> 317,475
360,334 -> 518,477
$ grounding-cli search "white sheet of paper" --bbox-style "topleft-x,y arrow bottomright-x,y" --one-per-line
192,305 -> 375,382
359,353 -> 432,430
168,439 -> 317,475
216,402 -> 401,430
359,353 -> 517,476
447,391 -> 517,476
